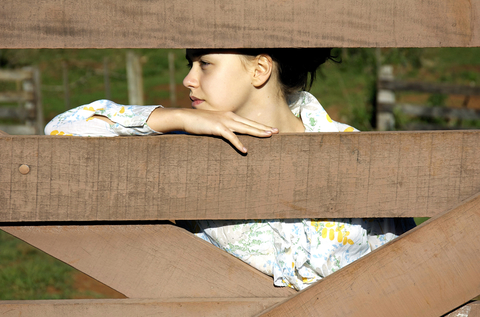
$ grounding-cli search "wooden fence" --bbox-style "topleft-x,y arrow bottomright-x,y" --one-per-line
376,65 -> 480,130
0,67 -> 43,135
1,0 -> 480,316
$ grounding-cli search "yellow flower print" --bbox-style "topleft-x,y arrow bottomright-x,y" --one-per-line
119,106 -> 125,114
326,114 -> 333,123
322,227 -> 328,239
319,222 -> 354,245
344,127 -> 354,132
86,117 -> 95,121
343,231 -> 355,245
83,106 -> 95,111
302,277 -> 316,283
49,130 -> 72,136
310,219 -> 328,232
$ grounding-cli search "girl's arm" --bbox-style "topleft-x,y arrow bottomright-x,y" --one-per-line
146,108 -> 277,153
45,100 -> 277,153
44,100 -> 161,137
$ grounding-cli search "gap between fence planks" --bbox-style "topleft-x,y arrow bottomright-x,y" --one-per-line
1,0 -> 479,48
258,192 -> 480,317
1,131 -> 480,221
0,224 -> 295,299
0,298 -> 284,317
445,302 -> 480,317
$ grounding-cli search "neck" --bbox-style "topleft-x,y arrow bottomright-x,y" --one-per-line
236,89 -> 305,133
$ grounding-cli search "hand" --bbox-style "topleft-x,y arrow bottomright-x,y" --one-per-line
147,108 -> 278,153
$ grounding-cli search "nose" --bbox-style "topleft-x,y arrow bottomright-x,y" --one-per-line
183,67 -> 199,89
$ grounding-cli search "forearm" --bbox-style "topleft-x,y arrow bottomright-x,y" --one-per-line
145,107 -> 188,133
45,100 -> 161,137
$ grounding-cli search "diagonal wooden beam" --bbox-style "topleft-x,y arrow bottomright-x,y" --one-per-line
258,192 -> 480,317
0,224 -> 294,299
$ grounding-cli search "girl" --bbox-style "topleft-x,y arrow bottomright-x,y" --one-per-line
46,48 -> 415,290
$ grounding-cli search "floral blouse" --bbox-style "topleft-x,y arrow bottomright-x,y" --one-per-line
45,92 -> 415,291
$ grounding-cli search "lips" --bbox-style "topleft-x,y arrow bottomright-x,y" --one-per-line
190,96 -> 204,108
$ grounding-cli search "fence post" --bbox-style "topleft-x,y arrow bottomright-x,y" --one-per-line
33,67 -> 44,134
126,51 -> 144,105
376,65 -> 396,131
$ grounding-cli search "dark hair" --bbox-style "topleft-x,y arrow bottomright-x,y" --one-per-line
237,48 -> 335,95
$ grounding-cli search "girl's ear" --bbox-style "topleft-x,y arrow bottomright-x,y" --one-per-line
251,54 -> 273,88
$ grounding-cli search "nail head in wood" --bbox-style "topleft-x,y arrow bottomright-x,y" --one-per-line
19,164 -> 30,175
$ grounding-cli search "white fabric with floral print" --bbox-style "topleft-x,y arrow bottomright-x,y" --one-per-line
45,92 -> 414,291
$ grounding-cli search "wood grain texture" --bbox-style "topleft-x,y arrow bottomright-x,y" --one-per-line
1,131 -> 480,221
1,0 -> 479,48
0,224 -> 295,299
258,192 -> 480,317
0,298 -> 283,317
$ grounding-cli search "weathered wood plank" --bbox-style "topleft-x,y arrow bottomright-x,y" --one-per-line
382,103 -> 480,121
0,224 -> 295,299
259,192 -> 480,317
0,91 -> 33,103
0,298 -> 283,317
0,0 -> 478,48
0,106 -> 23,119
1,131 -> 480,221
379,80 -> 480,96
0,69 -> 32,81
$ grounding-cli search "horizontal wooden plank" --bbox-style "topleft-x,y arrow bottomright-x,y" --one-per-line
0,69 -> 32,81
0,91 -> 33,103
0,298 -> 283,317
259,192 -> 480,317
379,80 -> 480,95
1,131 -> 480,221
0,0 -> 479,48
0,106 -> 23,119
1,300 -> 479,317
0,224 -> 295,299
382,103 -> 480,120
0,125 -> 36,135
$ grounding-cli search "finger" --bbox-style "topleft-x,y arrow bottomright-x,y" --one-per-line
226,120 -> 276,138
216,126 -> 247,153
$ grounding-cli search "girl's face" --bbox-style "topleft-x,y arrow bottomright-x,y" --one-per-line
183,50 -> 255,113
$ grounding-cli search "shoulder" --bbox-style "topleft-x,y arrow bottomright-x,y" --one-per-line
288,91 -> 359,133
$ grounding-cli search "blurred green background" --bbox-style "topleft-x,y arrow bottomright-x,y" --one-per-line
0,48 -> 479,299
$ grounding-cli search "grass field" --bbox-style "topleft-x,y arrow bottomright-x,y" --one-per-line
0,48 -> 479,299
